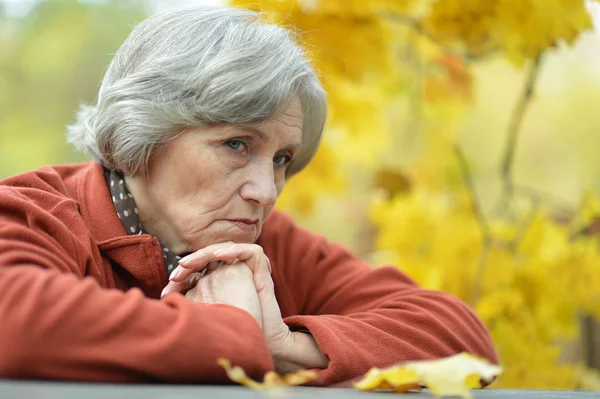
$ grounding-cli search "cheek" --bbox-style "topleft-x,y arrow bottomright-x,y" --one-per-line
275,173 -> 287,196
174,152 -> 236,199
184,172 -> 245,211
275,182 -> 285,197
161,146 -> 248,213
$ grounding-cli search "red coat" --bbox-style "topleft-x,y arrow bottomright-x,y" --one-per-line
0,162 -> 497,383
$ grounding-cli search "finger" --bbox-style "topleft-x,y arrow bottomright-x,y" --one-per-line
205,260 -> 222,273
214,245 -> 274,295
170,242 -> 234,282
265,256 -> 272,274
212,244 -> 272,274
161,272 -> 203,297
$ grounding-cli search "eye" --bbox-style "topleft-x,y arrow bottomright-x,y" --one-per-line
224,139 -> 248,153
273,153 -> 293,167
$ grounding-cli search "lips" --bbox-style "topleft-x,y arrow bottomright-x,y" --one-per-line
227,219 -> 259,232
230,218 -> 259,225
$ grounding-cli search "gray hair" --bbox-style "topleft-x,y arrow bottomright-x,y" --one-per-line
67,6 -> 326,178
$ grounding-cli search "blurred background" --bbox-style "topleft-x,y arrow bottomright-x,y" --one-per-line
1,0 -> 600,390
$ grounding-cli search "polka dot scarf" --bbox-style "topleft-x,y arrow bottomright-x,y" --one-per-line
103,168 -> 181,276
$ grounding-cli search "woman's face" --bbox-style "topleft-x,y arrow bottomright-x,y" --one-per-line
126,97 -> 303,255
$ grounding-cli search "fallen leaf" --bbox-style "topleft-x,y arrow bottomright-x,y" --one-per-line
217,358 -> 318,389
354,353 -> 502,399
354,366 -> 422,392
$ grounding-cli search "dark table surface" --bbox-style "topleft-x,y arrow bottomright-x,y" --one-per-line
0,381 -> 597,399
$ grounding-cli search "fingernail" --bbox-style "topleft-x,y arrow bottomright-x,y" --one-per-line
178,256 -> 190,265
161,287 -> 168,298
169,267 -> 182,281
213,249 -> 225,257
214,248 -> 234,257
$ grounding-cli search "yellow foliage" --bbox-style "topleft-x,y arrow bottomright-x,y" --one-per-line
370,185 -> 600,388
424,0 -> 595,66
233,0 -> 600,389
277,143 -> 347,215
370,187 -> 482,297
231,0 -> 401,82
327,82 -> 393,168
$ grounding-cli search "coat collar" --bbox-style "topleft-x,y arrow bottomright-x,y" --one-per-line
72,162 -> 167,298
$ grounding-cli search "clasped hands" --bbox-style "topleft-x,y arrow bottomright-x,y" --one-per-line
161,242 -> 329,373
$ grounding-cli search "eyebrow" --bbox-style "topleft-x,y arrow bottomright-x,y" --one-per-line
239,125 -> 302,151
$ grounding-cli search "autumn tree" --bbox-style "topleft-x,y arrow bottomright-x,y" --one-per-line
232,0 -> 600,389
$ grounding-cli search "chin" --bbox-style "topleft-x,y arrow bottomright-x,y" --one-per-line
183,228 -> 259,252
221,230 -> 260,244
217,220 -> 261,243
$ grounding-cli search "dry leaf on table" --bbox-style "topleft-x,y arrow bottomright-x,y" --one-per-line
217,358 -> 318,389
354,352 -> 502,399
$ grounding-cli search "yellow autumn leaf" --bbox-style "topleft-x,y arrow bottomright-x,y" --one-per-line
354,353 -> 502,399
423,0 -> 594,66
354,366 -> 422,392
217,358 -> 318,389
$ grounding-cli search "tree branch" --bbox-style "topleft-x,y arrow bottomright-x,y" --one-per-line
453,144 -> 493,306
470,238 -> 491,307
508,196 -> 541,252
401,31 -> 424,148
499,55 -> 543,201
384,14 -> 499,61
454,144 -> 490,238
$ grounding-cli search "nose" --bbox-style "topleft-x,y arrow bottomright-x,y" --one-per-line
239,158 -> 278,207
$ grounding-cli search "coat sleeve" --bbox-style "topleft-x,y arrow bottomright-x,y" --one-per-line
0,187 -> 273,382
264,212 -> 498,386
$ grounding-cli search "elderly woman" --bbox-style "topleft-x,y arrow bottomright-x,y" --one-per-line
0,6 -> 497,384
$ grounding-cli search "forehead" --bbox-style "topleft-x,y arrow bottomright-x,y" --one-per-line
272,97 -> 303,133
252,97 -> 304,144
